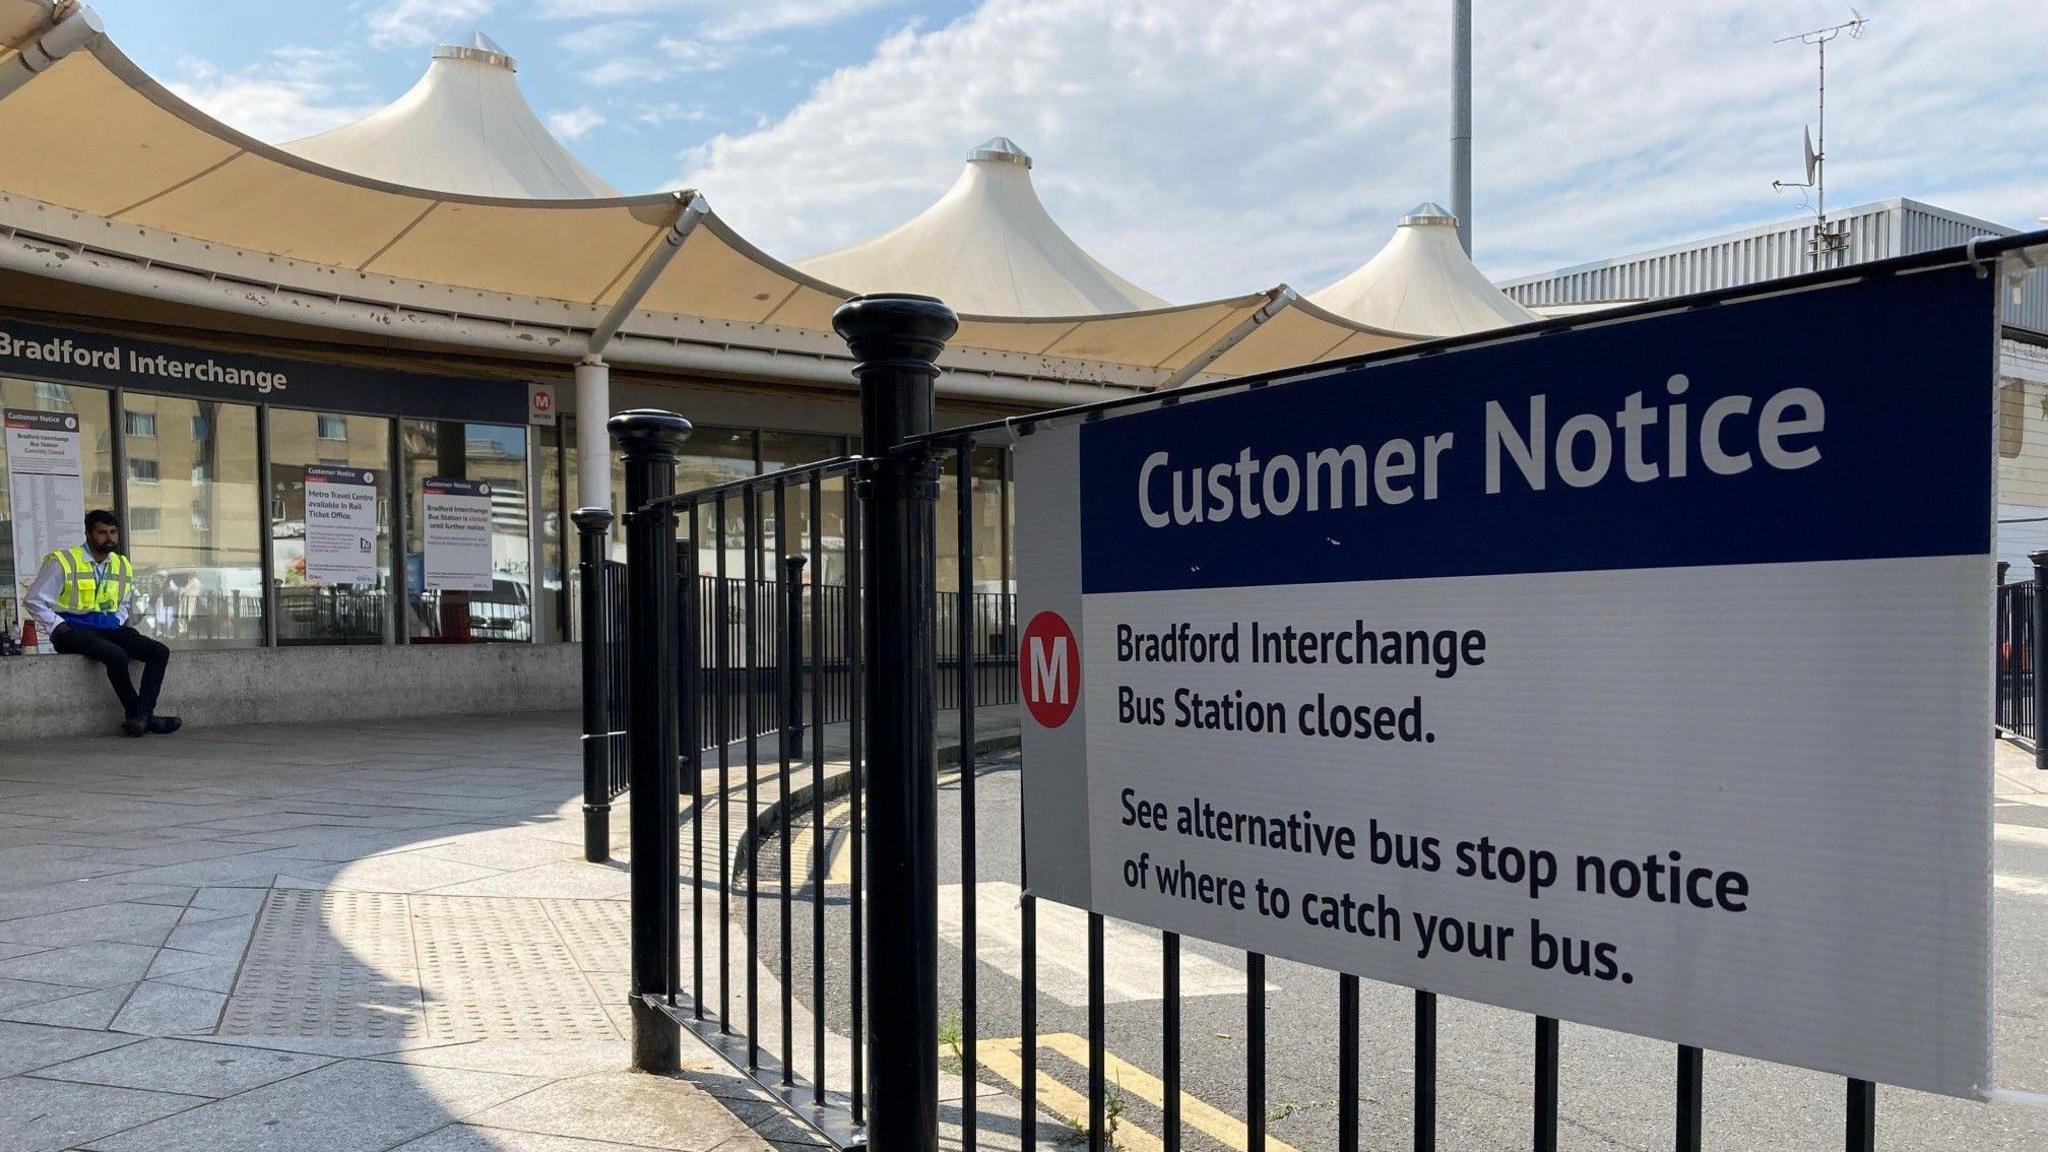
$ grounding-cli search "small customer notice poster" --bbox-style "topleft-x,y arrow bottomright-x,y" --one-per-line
5,408 -> 85,649
1016,264 -> 1997,1098
422,477 -> 494,592
303,466 -> 379,585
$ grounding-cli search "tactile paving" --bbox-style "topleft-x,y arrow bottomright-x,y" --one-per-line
221,889 -> 622,1042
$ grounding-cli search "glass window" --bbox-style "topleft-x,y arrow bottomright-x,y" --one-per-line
316,415 -> 348,441
269,409 -> 393,645
0,379 -> 115,639
562,418 -> 756,569
401,420 -> 530,643
536,423 -> 567,642
935,447 -> 1006,593
757,430 -> 848,585
122,394 -> 262,649
124,411 -> 157,438
127,457 -> 161,483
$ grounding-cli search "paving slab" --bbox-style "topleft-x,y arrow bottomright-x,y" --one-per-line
463,1072 -> 766,1151
85,1058 -> 547,1152
110,980 -> 227,1035
0,1074 -> 207,1152
374,1039 -> 629,1079
0,982 -> 136,1029
161,911 -> 258,956
31,1036 -> 333,1098
0,900 -> 187,949
0,975 -> 84,1012
274,853 -> 505,894
0,1019 -> 137,1076
0,941 -> 159,988
394,1126 -> 695,1152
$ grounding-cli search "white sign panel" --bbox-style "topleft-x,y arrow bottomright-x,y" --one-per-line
303,465 -> 380,585
5,408 -> 85,648
1017,267 -> 1996,1098
422,477 -> 494,592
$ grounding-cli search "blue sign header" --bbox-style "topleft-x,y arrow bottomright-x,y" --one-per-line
1079,266 -> 1996,594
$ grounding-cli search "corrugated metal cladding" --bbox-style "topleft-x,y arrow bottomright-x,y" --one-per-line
1501,198 -> 2048,334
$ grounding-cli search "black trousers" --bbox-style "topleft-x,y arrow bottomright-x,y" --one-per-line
51,625 -> 170,719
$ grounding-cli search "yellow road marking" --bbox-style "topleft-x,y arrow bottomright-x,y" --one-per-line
980,1034 -> 1302,1152
981,1038 -> 1163,1152
823,800 -> 854,885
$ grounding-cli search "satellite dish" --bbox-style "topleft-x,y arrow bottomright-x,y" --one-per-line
1803,125 -> 1818,185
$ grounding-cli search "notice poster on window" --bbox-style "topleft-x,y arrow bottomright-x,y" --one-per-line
423,477 -> 493,592
303,466 -> 380,585
5,408 -> 85,649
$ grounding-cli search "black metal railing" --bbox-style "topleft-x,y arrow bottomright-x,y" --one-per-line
1997,573 -> 2036,746
575,505 -> 630,862
593,293 -> 1925,1152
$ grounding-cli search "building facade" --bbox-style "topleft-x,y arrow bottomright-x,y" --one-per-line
1500,198 -> 2048,575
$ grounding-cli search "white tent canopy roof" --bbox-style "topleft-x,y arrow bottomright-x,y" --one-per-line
284,32 -> 618,200
796,137 -> 1168,318
1309,202 -> 1536,337
0,5 -> 1431,400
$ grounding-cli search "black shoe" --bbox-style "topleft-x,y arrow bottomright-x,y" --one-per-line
120,718 -> 147,737
146,715 -> 182,735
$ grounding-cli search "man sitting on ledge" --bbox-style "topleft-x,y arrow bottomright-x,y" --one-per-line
24,509 -> 181,737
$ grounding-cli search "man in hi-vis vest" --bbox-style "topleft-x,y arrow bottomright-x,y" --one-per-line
23,509 -> 181,737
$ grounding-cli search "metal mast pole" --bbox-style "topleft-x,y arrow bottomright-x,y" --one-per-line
1815,36 -> 1827,266
1451,0 -> 1473,254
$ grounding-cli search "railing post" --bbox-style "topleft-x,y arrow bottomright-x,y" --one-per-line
1999,560 -> 2012,737
612,409 -> 693,1074
785,555 -> 808,760
2032,550 -> 2048,770
836,293 -> 958,1152
574,506 -> 615,863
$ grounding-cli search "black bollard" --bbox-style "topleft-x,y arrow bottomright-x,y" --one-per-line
612,409 -> 692,1074
2033,551 -> 2048,772
836,293 -> 957,1152
574,506 -> 615,863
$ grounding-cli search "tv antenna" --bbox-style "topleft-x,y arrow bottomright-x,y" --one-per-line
1772,9 -> 1868,269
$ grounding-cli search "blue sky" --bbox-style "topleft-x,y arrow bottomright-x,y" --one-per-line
90,1 -> 2048,302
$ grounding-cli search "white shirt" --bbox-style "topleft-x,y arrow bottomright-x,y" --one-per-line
22,551 -> 132,630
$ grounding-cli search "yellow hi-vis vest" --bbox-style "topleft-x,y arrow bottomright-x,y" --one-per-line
48,545 -> 133,614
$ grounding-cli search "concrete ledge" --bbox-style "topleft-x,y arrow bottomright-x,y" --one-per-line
0,642 -> 580,740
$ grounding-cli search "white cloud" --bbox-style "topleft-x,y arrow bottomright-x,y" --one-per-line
166,47 -> 380,143
548,106 -> 608,138
538,0 -> 896,38
367,0 -> 496,50
675,0 -> 2048,302
694,0 -> 898,42
636,100 -> 712,125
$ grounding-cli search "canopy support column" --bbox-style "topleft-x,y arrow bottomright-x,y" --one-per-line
576,358 -> 613,511
1155,288 -> 1296,390
576,191 -> 712,513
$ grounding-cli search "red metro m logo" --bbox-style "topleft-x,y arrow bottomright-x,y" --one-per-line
1020,610 -> 1079,729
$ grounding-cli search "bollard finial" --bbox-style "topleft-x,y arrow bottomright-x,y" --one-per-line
608,409 -> 693,460
832,294 -> 959,369
571,506 -> 614,532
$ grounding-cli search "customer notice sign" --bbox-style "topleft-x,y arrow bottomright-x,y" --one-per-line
1016,264 -> 1997,1098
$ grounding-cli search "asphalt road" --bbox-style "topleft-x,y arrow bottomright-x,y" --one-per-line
741,749 -> 2048,1152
